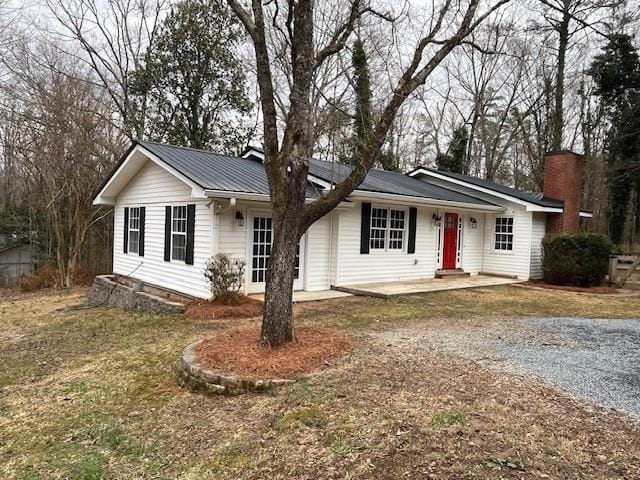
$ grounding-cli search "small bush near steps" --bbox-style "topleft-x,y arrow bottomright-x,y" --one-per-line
542,233 -> 613,287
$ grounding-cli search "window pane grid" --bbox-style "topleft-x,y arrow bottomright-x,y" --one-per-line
370,207 -> 406,250
251,216 -> 301,283
388,209 -> 405,250
128,207 -> 140,254
494,217 -> 513,251
370,208 -> 388,250
171,205 -> 187,261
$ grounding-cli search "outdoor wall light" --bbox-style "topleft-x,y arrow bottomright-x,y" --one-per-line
235,211 -> 245,226
432,213 -> 442,226
469,217 -> 478,228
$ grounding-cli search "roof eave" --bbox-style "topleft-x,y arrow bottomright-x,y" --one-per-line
350,190 -> 504,212
409,167 -> 563,212
203,189 -> 353,208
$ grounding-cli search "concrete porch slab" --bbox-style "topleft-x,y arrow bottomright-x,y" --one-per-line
334,275 -> 522,298
249,289 -> 353,303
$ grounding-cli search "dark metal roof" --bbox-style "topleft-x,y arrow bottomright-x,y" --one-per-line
412,167 -> 565,209
308,159 -> 495,206
138,141 -> 495,206
138,141 -> 322,198
138,141 -> 493,205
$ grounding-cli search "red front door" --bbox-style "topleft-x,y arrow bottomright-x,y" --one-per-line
442,212 -> 458,269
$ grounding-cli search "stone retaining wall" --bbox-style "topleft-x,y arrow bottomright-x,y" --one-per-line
88,275 -> 185,314
177,341 -> 293,395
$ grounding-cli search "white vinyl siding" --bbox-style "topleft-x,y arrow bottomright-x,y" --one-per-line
529,213 -> 546,279
215,202 -> 332,293
113,160 -> 213,298
482,208 -> 533,279
305,213 -> 332,291
460,213 -> 484,274
335,202 -> 436,286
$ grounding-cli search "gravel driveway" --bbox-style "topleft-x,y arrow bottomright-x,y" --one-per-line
500,318 -> 640,417
425,317 -> 640,418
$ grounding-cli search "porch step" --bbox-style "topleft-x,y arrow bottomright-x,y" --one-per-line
435,269 -> 470,279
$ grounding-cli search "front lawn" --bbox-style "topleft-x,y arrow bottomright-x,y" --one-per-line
1,286 -> 639,479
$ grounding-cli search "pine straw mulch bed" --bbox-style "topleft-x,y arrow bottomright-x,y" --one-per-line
524,280 -> 619,294
184,297 -> 264,320
195,325 -> 353,379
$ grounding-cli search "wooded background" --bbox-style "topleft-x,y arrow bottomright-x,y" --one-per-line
1,0 -> 639,286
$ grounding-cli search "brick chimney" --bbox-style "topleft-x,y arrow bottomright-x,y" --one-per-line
543,150 -> 583,233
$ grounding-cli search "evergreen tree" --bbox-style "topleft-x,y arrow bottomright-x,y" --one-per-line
349,38 -> 373,166
436,125 -> 469,174
131,0 -> 252,152
590,34 -> 640,244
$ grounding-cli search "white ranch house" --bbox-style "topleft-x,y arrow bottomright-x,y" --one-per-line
93,141 -> 591,299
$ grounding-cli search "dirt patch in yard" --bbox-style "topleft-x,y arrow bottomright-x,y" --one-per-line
195,325 -> 353,378
184,296 -> 264,320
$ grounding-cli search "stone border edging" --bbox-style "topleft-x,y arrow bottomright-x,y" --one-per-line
177,341 -> 294,395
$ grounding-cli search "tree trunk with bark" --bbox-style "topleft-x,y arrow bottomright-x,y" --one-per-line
227,0 -> 512,348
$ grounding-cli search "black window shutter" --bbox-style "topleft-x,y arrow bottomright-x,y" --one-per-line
164,206 -> 172,262
123,207 -> 129,254
360,202 -> 371,254
185,204 -> 196,265
139,207 -> 146,257
408,207 -> 417,254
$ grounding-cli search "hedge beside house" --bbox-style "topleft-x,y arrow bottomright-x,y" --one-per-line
542,233 -> 613,287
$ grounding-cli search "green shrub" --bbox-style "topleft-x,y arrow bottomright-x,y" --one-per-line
204,254 -> 246,304
542,233 -> 613,287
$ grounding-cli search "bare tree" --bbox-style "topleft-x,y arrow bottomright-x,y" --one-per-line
44,0 -> 167,139
534,0 -> 612,150
226,0 -> 512,346
2,44 -> 125,286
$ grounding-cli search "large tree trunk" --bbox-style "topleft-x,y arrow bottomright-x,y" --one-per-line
261,216 -> 301,346
261,162 -> 308,347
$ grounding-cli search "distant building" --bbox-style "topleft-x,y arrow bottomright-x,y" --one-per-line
0,235 -> 34,285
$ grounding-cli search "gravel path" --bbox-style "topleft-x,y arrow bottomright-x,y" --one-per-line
409,317 -> 640,418
500,318 -> 640,417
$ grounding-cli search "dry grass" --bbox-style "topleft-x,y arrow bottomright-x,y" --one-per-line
1,286 -> 639,479
196,326 -> 352,378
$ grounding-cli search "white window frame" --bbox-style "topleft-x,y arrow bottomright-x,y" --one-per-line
456,215 -> 463,266
369,207 -> 388,250
494,216 -> 514,252
370,206 -> 407,252
171,204 -> 188,262
127,207 -> 140,254
246,211 -> 305,291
